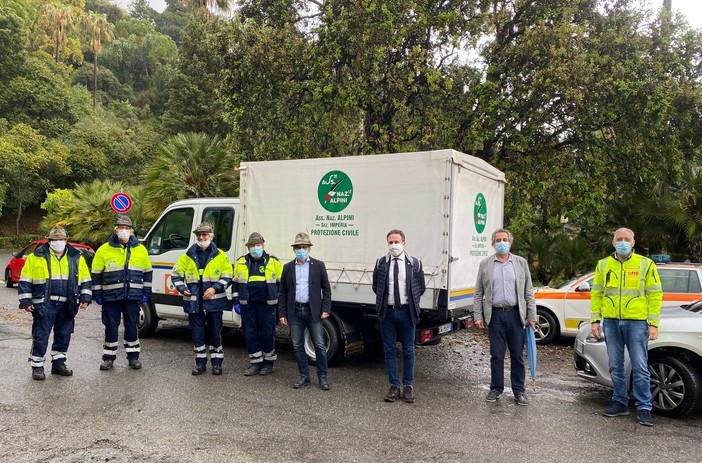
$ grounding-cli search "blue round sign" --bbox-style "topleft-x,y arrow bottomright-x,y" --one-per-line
110,192 -> 133,214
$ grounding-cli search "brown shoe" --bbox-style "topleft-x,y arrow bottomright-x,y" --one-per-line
384,385 -> 401,402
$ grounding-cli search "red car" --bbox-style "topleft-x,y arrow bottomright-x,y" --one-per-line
5,240 -> 95,288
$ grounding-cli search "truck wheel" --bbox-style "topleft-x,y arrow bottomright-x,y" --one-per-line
138,301 -> 159,338
304,317 -> 342,365
649,354 -> 702,418
5,269 -> 13,288
535,308 -> 558,345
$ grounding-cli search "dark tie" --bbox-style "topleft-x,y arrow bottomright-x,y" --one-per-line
393,258 -> 401,308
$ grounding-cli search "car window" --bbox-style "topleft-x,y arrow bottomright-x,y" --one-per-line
659,269 -> 702,293
202,207 -> 235,252
19,243 -> 36,258
145,208 -> 195,255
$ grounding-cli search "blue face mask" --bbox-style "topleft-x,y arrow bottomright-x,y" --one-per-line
614,241 -> 632,255
295,249 -> 308,261
250,245 -> 263,258
495,241 -> 510,255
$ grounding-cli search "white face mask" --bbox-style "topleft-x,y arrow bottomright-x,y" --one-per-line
388,243 -> 404,257
50,240 -> 66,253
198,239 -> 212,249
117,229 -> 131,242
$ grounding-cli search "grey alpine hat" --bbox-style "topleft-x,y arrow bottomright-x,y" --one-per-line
291,232 -> 313,247
46,226 -> 68,240
246,232 -> 265,246
193,222 -> 214,234
115,215 -> 133,228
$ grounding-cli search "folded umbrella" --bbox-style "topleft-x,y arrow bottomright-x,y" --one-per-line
524,325 -> 537,391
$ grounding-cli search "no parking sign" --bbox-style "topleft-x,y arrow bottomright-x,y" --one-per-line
110,192 -> 133,214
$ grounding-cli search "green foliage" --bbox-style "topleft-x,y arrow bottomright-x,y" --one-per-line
141,133 -> 240,219
0,123 -> 70,234
162,15 -> 229,137
41,180 -> 148,247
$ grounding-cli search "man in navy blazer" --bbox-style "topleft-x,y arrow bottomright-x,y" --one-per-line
372,229 -> 426,403
279,232 -> 332,390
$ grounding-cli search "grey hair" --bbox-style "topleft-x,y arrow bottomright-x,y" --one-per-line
491,228 -> 513,244
613,227 -> 635,239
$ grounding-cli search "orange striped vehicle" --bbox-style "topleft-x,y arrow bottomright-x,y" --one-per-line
533,263 -> 702,345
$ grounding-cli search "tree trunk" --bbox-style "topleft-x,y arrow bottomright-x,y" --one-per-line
93,53 -> 97,110
14,199 -> 23,238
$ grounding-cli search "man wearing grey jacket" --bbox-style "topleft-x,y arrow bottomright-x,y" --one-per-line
474,229 -> 537,405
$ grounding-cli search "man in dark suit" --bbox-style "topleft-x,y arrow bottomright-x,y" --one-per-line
372,229 -> 426,403
279,232 -> 333,390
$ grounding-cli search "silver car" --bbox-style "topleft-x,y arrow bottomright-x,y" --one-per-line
574,302 -> 702,418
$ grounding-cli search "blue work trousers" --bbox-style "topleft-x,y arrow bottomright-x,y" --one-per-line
29,301 -> 74,367
488,308 -> 526,395
102,300 -> 140,361
379,306 -> 415,387
188,309 -> 224,366
241,302 -> 277,368
603,318 -> 652,411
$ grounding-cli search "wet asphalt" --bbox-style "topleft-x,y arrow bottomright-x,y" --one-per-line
0,252 -> 701,462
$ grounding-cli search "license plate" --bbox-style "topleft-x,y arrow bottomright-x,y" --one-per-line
576,340 -> 585,355
438,323 -> 452,335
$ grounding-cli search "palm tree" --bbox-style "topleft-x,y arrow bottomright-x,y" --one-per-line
46,3 -> 74,63
141,133 -> 240,219
41,180 -> 146,248
633,167 -> 702,261
83,12 -> 114,110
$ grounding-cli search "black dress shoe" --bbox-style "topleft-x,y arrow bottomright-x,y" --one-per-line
402,385 -> 415,403
192,364 -> 207,375
32,367 -> 45,381
293,375 -> 311,389
51,364 -> 73,376
319,375 -> 331,390
212,365 -> 223,376
384,385 -> 401,402
128,359 -> 142,370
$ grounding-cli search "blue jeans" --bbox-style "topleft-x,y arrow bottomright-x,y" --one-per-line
380,307 -> 415,387
603,319 -> 651,411
487,309 -> 525,394
289,304 -> 328,377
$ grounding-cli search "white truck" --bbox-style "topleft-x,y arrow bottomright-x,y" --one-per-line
139,149 -> 505,362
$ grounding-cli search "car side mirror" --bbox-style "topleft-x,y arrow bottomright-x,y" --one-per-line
576,282 -> 591,292
12,251 -> 18,257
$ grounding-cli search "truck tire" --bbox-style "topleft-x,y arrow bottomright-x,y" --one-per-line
304,317 -> 343,365
649,354 -> 702,418
138,301 -> 159,338
535,308 -> 559,345
5,269 -> 13,288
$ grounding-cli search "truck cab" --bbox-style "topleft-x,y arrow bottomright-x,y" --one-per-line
139,198 -> 241,336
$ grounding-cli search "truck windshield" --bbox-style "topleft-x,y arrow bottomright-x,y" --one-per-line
145,208 -> 195,255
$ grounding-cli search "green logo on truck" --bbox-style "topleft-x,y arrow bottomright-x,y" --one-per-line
474,193 -> 487,233
318,171 -> 353,212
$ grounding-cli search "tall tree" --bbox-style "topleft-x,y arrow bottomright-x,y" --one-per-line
46,2 -> 76,63
84,11 -> 114,110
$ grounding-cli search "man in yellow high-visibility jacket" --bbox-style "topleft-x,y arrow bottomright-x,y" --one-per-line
233,232 -> 283,376
18,226 -> 91,380
590,227 -> 662,427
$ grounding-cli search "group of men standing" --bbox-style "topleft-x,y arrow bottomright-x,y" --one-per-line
473,227 -> 661,426
18,216 -> 151,380
18,218 -> 662,424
